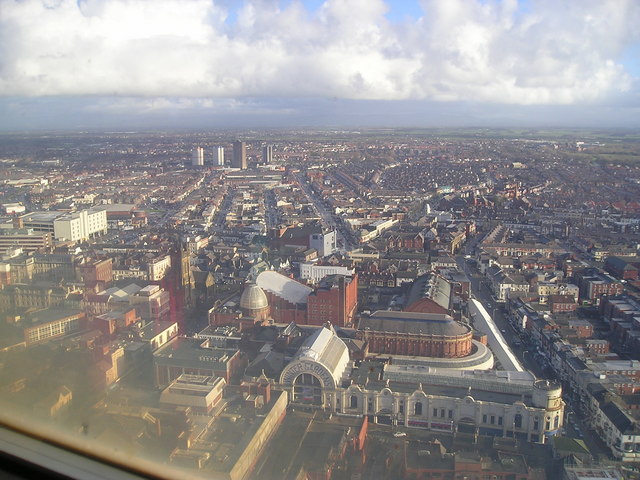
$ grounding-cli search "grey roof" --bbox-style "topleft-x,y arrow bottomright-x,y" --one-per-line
606,256 -> 638,271
192,269 -> 213,286
245,350 -> 285,378
405,274 -> 452,311
154,337 -> 239,368
239,283 -> 269,311
359,310 -> 470,337
601,402 -> 639,434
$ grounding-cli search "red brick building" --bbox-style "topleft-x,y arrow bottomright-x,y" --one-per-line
405,442 -> 535,480
605,256 -> 639,281
567,319 -> 593,338
93,308 -> 138,337
307,274 -> 358,327
256,270 -> 312,325
585,339 -> 610,356
386,232 -> 425,252
262,290 -> 308,324
575,269 -> 624,304
77,258 -> 113,291
357,311 -> 473,358
549,294 -> 577,313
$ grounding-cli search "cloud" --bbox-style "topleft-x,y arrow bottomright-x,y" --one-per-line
0,0 -> 638,105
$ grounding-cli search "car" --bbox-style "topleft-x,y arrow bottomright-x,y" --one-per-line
393,432 -> 406,437
500,329 -> 506,333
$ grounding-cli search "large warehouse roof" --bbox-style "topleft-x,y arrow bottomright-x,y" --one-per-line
256,270 -> 313,305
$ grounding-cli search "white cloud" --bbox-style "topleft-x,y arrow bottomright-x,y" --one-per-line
0,0 -> 638,104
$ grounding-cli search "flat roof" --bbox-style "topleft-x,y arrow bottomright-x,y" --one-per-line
350,360 -> 533,406
26,308 -> 84,325
154,337 -> 239,367
138,321 -> 177,339
23,211 -> 63,222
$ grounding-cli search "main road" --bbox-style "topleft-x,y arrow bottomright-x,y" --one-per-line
292,171 -> 358,251
455,238 -> 548,379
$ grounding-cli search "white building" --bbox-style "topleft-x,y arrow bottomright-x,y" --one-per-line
279,325 -> 351,404
160,374 -> 226,414
2,203 -> 26,214
138,320 -> 179,352
273,324 -> 564,445
563,466 -> 623,480
309,229 -> 337,257
53,208 -> 107,242
147,255 -> 172,281
299,262 -> 355,284
213,146 -> 224,166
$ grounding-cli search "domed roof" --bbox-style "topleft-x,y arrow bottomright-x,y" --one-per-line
360,311 -> 471,337
239,283 -> 269,311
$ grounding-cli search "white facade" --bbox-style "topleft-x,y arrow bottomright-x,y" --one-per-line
279,325 -> 350,405
354,218 -> 398,243
332,380 -> 563,444
309,230 -> 337,257
147,255 -> 172,281
53,208 -> 107,242
591,400 -> 640,461
537,282 -> 579,303
256,270 -> 313,304
160,374 -> 225,412
214,146 -> 224,166
140,321 -> 179,351
275,326 -> 563,445
2,203 -> 26,214
300,262 -> 355,283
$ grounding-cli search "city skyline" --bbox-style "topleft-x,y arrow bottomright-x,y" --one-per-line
0,0 -> 639,131
1,126 -> 640,477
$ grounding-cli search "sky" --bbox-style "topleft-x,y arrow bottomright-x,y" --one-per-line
0,0 -> 639,131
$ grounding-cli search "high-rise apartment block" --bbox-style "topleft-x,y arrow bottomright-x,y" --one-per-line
214,146 -> 225,166
192,147 -> 205,167
262,144 -> 273,164
232,140 -> 247,169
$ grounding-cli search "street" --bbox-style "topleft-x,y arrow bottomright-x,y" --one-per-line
456,240 -> 549,379
293,171 -> 358,251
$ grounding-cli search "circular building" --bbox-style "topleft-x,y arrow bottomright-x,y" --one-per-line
358,310 -> 473,358
239,282 -> 270,322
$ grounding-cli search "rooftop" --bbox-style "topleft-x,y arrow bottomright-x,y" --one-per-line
256,270 -> 312,305
239,282 -> 269,311
153,337 -> 239,367
360,310 -> 470,337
